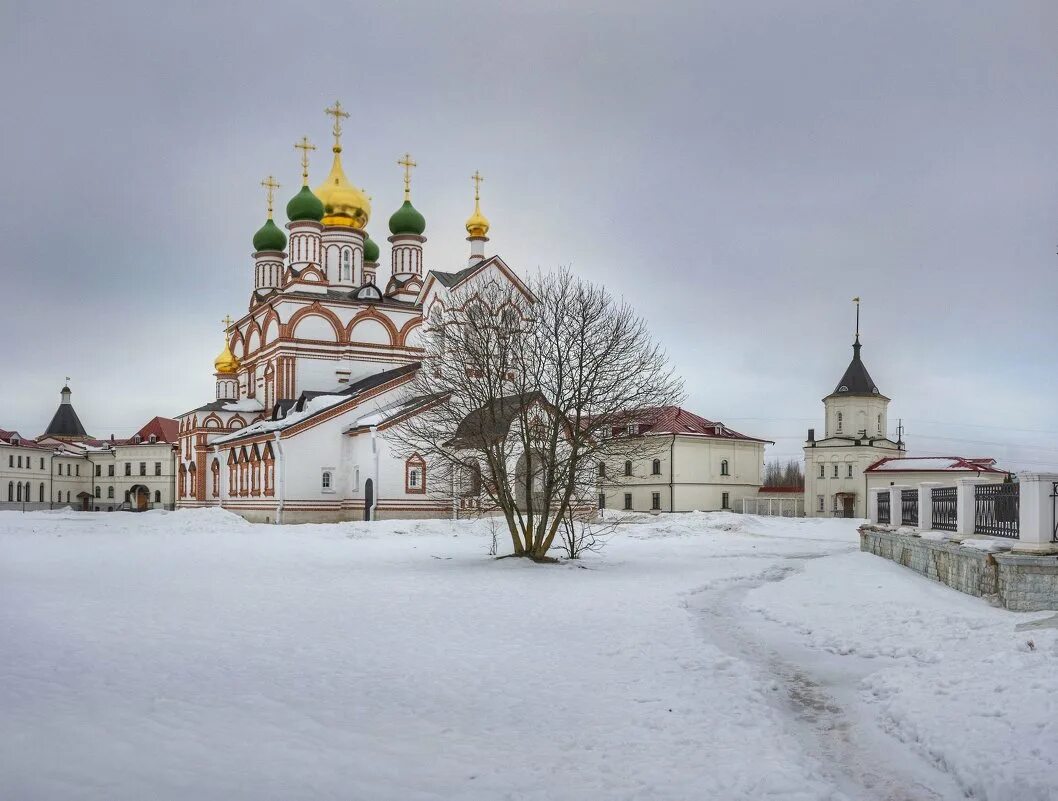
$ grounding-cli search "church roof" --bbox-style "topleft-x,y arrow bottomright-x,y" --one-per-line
430,265 -> 478,289
43,394 -> 89,441
827,338 -> 885,399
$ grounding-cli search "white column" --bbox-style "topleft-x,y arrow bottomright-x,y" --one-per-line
868,488 -> 883,524
917,482 -> 942,531
955,478 -> 993,537
1014,472 -> 1058,554
888,486 -> 906,527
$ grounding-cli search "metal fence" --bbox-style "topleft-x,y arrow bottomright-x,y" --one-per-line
901,489 -> 918,526
741,497 -> 805,517
974,483 -> 1019,538
877,492 -> 890,524
931,486 -> 957,532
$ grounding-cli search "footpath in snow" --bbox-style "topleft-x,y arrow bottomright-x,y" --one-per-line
1,508 -> 1055,801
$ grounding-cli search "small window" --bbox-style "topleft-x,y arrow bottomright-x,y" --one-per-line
139,462 -> 146,476
651,492 -> 661,510
124,491 -> 131,503
94,487 -> 100,498
817,495 -> 825,512
353,466 -> 360,491
819,464 -> 825,479
722,491 -> 730,510
598,461 -> 606,478
107,486 -> 114,499
154,490 -> 161,503
108,465 -> 114,477
598,493 -> 605,509
39,483 -> 44,502
720,460 -> 729,476
651,459 -> 661,475
836,412 -> 843,433
66,464 -> 71,476
626,423 -> 638,435
17,455 -> 22,468
847,464 -> 853,478
877,414 -> 882,434
39,458 -> 43,469
321,471 -> 332,490
624,460 -> 632,477
832,464 -> 839,478
149,435 -> 157,444
601,426 -> 611,439
124,463 -> 131,476
7,455 -> 11,467
95,464 -> 101,477
155,462 -> 162,476
623,493 -> 633,510
408,468 -> 420,488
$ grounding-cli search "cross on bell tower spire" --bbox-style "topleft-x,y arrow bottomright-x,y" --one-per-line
294,136 -> 316,185
260,176 -> 280,219
398,152 -> 416,201
324,100 -> 349,153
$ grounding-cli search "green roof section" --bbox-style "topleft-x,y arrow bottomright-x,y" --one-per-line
286,185 -> 325,222
252,218 -> 287,252
363,234 -> 380,263
388,200 -> 426,236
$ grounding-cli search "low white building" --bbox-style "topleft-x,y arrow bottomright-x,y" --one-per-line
864,456 -> 1008,494
599,407 -> 770,514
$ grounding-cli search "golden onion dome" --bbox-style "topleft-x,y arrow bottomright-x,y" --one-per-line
465,201 -> 490,238
314,149 -> 371,229
214,341 -> 241,374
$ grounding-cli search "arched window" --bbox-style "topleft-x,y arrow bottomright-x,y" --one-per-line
321,471 -> 332,490
16,482 -> 22,502
877,414 -> 883,434
107,486 -> 114,499
405,455 -> 426,494
624,460 -> 632,477
720,459 -> 730,476
836,412 -> 843,433
95,487 -> 100,498
211,459 -> 220,498
155,490 -> 161,503
341,248 -> 351,281
652,459 -> 661,475
7,482 -> 12,502
39,483 -> 44,502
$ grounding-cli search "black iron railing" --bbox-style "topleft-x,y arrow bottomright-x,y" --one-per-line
901,489 -> 918,526
877,492 -> 890,524
1052,481 -> 1058,543
974,483 -> 1019,539
932,486 -> 957,532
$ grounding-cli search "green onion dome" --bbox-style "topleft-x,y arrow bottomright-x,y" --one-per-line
388,200 -> 426,236
363,233 -> 380,263
286,185 -> 325,222
252,218 -> 287,252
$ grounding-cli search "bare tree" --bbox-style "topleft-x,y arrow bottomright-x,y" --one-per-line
763,458 -> 804,488
389,267 -> 683,560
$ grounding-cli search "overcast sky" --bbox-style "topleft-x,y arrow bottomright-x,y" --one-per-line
1,1 -> 1056,468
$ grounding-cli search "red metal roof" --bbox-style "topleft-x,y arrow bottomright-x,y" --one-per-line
864,456 -> 1004,474
609,406 -> 772,443
758,486 -> 804,494
134,417 -> 179,443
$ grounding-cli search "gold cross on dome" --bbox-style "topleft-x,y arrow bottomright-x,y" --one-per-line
398,152 -> 417,200
221,314 -> 234,331
324,100 -> 349,150
294,136 -> 316,183
471,170 -> 484,200
260,176 -> 280,219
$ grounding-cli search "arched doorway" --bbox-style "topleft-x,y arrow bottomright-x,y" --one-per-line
364,478 -> 373,521
129,484 -> 150,512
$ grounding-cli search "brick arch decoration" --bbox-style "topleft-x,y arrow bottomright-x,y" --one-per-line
397,318 -> 422,347
346,307 -> 399,346
260,310 -> 281,344
283,302 -> 346,343
243,319 -> 263,357
228,415 -> 247,430
202,413 -> 223,430
229,329 -> 245,359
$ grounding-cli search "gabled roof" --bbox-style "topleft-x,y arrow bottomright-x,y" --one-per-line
605,406 -> 772,444
0,429 -> 46,449
827,338 -> 885,399
445,392 -> 547,449
133,417 -> 178,443
417,255 -> 535,306
865,456 -> 1004,474
212,363 -> 421,445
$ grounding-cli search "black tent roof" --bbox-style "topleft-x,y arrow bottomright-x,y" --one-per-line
43,389 -> 90,440
827,338 -> 885,399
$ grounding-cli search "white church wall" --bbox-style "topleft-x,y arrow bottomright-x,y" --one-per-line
348,317 -> 392,346
291,314 -> 339,342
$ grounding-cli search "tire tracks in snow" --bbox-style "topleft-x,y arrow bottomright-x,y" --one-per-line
682,555 -> 969,801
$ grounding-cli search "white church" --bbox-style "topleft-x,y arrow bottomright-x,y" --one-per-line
176,102 -> 546,522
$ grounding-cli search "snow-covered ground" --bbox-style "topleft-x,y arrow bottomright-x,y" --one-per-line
2,509 -> 1055,800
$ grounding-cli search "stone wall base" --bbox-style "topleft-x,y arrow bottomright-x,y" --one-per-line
860,525 -> 1058,612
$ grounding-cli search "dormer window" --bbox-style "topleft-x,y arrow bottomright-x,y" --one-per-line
149,435 -> 157,444
626,423 -> 638,435
714,425 -> 722,436
839,386 -> 849,392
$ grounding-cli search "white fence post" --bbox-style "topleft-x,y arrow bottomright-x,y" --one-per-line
955,478 -> 992,537
868,488 -> 882,524
1014,472 -> 1058,554
917,482 -> 941,531
888,485 -> 907,526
